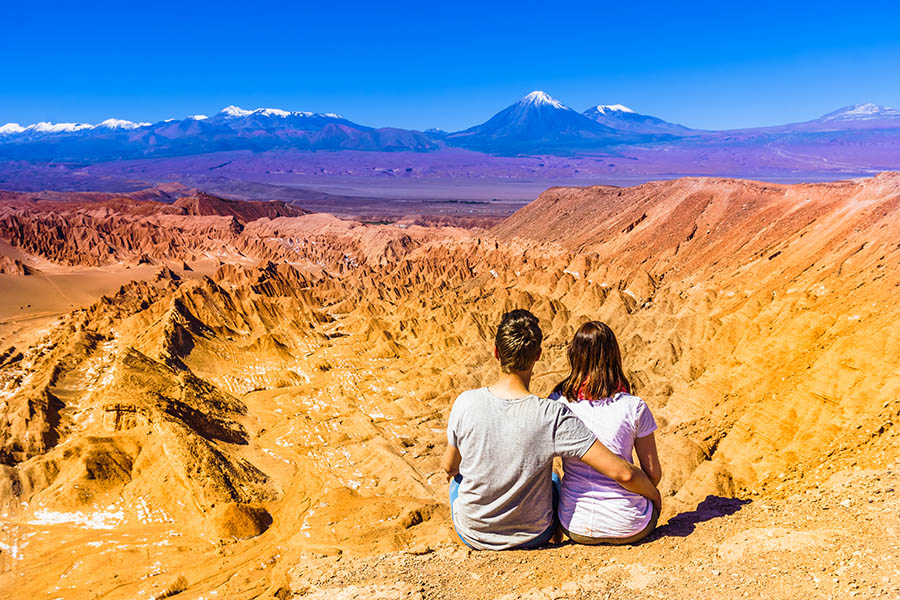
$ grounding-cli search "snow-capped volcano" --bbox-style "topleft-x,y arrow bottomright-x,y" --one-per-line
496,91 -> 585,125
733,102 -> 900,133
519,90 -> 569,110
589,104 -> 635,115
582,104 -> 693,135
818,103 -> 900,122
444,90 -> 638,153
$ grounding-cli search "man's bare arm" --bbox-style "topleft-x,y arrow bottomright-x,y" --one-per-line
579,440 -> 661,509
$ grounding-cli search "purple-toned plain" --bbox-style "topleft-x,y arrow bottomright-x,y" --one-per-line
1,92 -> 898,214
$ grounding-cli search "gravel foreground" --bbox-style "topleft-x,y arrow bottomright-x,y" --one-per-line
285,463 -> 900,600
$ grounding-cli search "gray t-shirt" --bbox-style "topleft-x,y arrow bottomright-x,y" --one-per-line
447,387 -> 597,550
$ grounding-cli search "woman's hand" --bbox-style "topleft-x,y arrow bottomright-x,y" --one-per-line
649,486 -> 662,513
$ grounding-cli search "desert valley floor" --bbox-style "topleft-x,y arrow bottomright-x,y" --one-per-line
0,175 -> 898,599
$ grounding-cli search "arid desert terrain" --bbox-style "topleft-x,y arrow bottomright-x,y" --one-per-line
0,174 -> 898,599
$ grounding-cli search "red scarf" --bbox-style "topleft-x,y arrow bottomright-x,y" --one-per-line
577,380 -> 628,401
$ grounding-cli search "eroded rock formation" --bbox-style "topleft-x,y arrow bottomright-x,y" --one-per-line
0,175 -> 898,598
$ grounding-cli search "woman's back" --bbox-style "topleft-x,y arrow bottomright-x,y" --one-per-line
554,392 -> 657,538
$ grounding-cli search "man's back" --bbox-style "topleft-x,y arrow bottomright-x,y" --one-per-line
447,387 -> 595,550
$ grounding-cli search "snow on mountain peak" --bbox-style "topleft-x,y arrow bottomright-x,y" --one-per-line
29,122 -> 92,133
834,103 -> 884,118
0,106 -> 347,140
96,118 -> 150,130
0,119 -> 148,134
255,108 -> 291,117
219,105 -> 253,117
592,104 -> 635,114
520,91 -> 567,110
0,123 -> 26,135
217,106 -> 337,119
820,103 -> 900,122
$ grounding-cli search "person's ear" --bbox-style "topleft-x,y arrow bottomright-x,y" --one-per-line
494,346 -> 500,360
536,348 -> 542,361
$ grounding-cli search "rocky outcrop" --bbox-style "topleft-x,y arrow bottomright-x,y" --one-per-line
0,193 -> 460,268
0,255 -> 35,274
173,192 -> 306,224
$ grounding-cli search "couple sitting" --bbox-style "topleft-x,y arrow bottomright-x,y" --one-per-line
441,309 -> 662,550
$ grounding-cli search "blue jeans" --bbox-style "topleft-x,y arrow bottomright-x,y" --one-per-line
449,473 -> 561,550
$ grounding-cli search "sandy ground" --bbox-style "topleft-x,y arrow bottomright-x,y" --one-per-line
0,233 -> 230,348
286,464 -> 900,599
10,461 -> 886,599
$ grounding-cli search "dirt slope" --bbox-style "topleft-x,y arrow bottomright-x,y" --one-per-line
285,463 -> 900,600
0,175 -> 897,598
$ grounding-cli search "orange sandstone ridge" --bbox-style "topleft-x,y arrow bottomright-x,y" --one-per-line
0,176 -> 897,599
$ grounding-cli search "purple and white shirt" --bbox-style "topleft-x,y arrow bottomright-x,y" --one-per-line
552,392 -> 657,538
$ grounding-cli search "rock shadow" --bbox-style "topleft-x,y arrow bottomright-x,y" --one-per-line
163,400 -> 248,445
653,495 -> 751,539
42,390 -> 65,451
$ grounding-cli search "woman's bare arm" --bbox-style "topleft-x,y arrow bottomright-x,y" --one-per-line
634,433 -> 662,487
441,445 -> 461,481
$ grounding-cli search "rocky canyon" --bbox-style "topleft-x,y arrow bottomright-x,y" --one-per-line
0,174 -> 898,599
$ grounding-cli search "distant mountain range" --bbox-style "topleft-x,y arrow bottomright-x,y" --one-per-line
0,106 -> 437,161
1,92 -> 899,161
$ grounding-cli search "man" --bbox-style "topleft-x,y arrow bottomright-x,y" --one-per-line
441,309 -> 660,550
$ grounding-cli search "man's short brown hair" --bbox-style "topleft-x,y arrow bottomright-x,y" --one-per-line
495,309 -> 543,373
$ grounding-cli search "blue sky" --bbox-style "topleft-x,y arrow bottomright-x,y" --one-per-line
1,0 -> 899,131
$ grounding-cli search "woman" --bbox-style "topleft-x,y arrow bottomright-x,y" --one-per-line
550,321 -> 662,545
